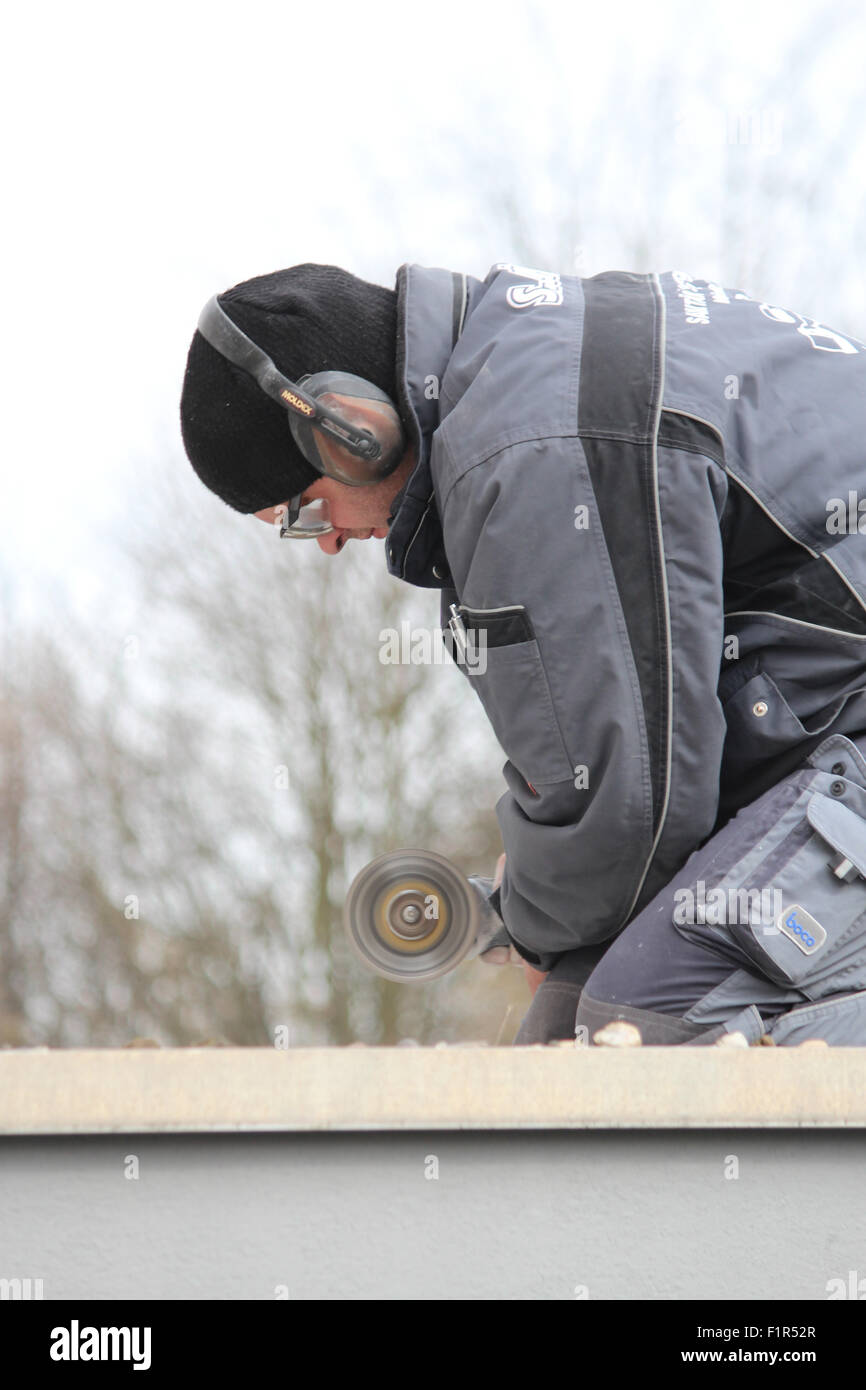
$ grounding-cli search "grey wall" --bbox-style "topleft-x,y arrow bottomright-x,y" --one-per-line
2,1130 -> 865,1300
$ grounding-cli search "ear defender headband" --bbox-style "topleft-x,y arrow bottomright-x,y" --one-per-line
196,295 -> 406,486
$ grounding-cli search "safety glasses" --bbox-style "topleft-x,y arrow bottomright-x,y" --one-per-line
278,496 -> 333,539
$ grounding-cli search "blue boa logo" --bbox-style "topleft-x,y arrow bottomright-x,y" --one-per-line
776,904 -> 827,955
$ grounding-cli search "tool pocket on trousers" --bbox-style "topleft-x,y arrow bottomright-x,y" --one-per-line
722,788 -> 866,994
456,603 -> 573,787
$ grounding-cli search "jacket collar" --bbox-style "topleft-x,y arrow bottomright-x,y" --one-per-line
385,263 -> 469,588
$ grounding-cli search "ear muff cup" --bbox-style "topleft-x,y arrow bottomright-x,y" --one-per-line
289,371 -> 406,485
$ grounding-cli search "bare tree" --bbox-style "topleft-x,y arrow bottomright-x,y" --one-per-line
0,455 -> 527,1048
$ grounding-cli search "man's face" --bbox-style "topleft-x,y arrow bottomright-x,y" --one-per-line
254,437 -> 415,554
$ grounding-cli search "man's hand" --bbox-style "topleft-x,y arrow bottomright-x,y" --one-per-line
521,960 -> 549,998
478,855 -> 514,965
479,855 -> 549,995
493,851 -> 507,893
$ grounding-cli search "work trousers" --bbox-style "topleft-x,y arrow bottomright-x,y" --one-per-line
514,732 -> 866,1046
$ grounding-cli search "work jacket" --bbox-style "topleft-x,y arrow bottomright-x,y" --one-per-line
386,261 -> 866,971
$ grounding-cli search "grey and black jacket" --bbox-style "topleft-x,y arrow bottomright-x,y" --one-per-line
385,261 -> 866,971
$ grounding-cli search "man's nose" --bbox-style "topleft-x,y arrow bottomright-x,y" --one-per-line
316,530 -> 347,555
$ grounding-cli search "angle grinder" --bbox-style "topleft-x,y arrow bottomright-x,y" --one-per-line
343,849 -> 508,982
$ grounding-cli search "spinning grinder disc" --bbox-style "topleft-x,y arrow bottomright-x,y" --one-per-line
343,849 -> 480,981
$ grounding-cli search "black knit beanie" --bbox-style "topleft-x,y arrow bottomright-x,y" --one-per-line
180,263 -> 399,513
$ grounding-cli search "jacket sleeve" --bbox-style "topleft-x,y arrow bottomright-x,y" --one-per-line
437,432 -> 727,973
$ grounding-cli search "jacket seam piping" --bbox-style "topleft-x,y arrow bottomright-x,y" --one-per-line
664,405 -> 866,625
620,272 -> 673,926
437,430 -> 613,511
724,609 -> 866,642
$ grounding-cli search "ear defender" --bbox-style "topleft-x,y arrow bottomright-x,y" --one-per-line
195,294 -> 407,490
289,371 -> 406,485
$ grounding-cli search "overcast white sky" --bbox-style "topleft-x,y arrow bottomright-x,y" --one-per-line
2,0 -> 863,602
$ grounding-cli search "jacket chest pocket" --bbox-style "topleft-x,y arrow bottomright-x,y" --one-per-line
450,602 -> 573,787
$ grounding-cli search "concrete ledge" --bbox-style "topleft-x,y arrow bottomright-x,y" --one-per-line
1,1046 -> 866,1133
